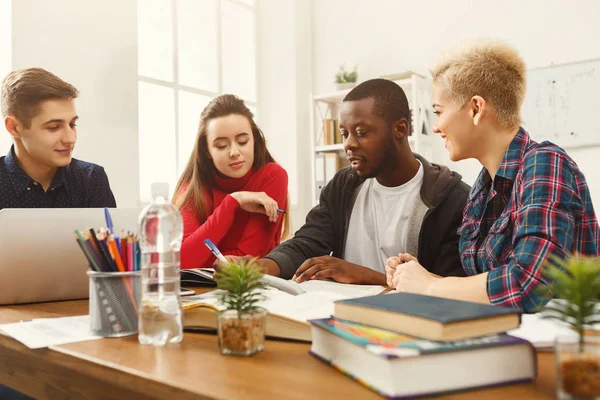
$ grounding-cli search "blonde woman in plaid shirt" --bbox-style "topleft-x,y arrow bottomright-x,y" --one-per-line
386,40 -> 599,312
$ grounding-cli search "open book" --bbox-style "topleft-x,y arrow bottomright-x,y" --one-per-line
183,281 -> 386,342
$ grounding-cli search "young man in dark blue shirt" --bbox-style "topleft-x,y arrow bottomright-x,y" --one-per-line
0,68 -> 116,210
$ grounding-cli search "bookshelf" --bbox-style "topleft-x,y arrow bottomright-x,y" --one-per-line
309,73 -> 437,204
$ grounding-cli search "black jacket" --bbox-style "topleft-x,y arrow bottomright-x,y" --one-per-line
266,154 -> 470,279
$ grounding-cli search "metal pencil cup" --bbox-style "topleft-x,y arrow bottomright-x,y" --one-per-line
87,270 -> 141,338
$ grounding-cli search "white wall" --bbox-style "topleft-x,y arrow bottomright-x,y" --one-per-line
257,0 -> 313,232
0,0 -> 10,87
11,0 -> 140,207
311,0 -> 600,212
0,0 -> 12,153
7,0 -> 599,222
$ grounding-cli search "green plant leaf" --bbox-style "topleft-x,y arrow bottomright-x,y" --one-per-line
334,64 -> 358,83
214,258 -> 267,315
537,255 -> 600,344
584,318 -> 600,326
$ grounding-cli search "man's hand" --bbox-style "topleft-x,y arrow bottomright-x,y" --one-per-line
292,256 -> 386,285
211,255 -> 281,276
385,253 -> 418,287
391,259 -> 439,295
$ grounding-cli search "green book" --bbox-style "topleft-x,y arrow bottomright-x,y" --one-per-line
334,293 -> 520,341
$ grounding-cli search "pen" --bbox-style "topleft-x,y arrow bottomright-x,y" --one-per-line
260,205 -> 286,214
204,239 -> 229,264
107,234 -> 126,272
104,207 -> 114,234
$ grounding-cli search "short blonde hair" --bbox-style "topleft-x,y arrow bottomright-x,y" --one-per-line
431,39 -> 526,128
1,68 -> 79,128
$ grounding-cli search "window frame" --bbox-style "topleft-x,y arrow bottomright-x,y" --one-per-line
137,0 -> 258,201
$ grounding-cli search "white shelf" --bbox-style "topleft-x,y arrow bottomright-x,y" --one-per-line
315,144 -> 344,152
315,137 -> 429,153
313,90 -> 350,104
316,138 -> 425,149
313,78 -> 413,104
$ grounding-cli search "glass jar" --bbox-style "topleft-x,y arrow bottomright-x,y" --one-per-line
217,308 -> 267,356
555,334 -> 600,400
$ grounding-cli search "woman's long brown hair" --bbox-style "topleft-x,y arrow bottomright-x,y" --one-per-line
173,94 -> 290,240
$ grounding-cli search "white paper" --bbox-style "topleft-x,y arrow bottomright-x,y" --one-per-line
181,289 -> 226,303
508,313 -> 577,349
508,300 -> 600,350
299,280 -> 385,298
264,290 -> 346,323
0,315 -> 101,349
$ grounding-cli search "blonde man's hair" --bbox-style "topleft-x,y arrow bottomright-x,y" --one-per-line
1,68 -> 79,128
431,39 -> 526,128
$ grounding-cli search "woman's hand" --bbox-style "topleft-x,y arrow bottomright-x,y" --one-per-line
230,191 -> 279,222
385,253 -> 418,288
391,257 -> 439,296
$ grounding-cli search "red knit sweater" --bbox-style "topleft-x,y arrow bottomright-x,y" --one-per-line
180,162 -> 288,270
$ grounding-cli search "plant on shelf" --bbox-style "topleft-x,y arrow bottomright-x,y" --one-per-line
538,256 -> 600,399
214,258 -> 267,356
334,64 -> 358,90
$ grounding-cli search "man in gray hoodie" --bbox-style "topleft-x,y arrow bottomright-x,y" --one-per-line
244,79 -> 469,285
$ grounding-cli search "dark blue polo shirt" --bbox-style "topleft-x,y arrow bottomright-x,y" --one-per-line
0,146 -> 117,210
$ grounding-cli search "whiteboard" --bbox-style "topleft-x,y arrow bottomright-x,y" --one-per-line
521,58 -> 600,148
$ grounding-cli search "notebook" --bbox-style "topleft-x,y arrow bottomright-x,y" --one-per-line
0,208 -> 141,305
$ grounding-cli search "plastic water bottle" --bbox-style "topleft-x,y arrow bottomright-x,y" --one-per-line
138,182 -> 184,345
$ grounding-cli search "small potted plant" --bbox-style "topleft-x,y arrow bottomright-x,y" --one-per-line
334,64 -> 358,90
539,256 -> 600,399
214,259 -> 267,356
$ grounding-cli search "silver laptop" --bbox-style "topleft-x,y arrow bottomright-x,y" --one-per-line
0,208 -> 141,305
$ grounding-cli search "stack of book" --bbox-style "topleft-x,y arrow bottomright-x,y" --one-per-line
309,293 -> 536,398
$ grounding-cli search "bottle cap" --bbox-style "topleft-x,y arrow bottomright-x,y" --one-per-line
150,182 -> 170,201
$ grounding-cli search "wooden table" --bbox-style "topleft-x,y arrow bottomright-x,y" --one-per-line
0,299 -> 557,400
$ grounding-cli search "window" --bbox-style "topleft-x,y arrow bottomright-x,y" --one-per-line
0,0 -> 12,155
137,0 -> 257,201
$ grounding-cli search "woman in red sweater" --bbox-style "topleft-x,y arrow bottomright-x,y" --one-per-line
173,94 -> 289,270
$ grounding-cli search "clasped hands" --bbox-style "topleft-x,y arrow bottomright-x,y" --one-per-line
385,253 -> 440,295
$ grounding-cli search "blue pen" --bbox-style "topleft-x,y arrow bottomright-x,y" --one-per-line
260,205 -> 286,214
104,207 -> 114,234
204,239 -> 229,264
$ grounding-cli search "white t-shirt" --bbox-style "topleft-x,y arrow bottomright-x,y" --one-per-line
343,161 -> 424,273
